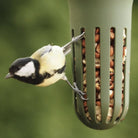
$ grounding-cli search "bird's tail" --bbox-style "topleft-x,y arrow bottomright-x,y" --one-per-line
62,32 -> 85,55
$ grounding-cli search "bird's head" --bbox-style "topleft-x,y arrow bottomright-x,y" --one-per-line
5,57 -> 41,84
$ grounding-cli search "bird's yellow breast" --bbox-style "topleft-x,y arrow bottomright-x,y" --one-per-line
31,45 -> 66,75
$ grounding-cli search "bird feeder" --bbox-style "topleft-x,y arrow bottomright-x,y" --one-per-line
68,0 -> 133,129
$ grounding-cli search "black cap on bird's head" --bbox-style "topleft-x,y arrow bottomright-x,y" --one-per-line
5,57 -> 41,85
5,57 -> 33,78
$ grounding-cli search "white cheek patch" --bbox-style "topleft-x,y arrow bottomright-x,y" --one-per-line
15,61 -> 35,77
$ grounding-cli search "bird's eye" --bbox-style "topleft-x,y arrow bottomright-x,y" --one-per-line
13,66 -> 21,72
17,66 -> 22,70
18,66 -> 21,69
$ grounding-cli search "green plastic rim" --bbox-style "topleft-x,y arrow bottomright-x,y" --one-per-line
68,0 -> 133,130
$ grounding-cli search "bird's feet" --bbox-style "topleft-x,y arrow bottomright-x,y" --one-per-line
73,82 -> 88,101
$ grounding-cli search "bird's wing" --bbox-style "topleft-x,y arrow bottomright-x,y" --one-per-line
31,45 -> 52,60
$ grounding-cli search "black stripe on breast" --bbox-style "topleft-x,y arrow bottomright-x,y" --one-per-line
55,64 -> 66,74
43,64 -> 66,79
43,72 -> 53,79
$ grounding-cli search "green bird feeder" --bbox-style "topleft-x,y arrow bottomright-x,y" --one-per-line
68,0 -> 133,129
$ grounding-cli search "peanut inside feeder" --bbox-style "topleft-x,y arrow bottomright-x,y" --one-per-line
69,0 -> 133,130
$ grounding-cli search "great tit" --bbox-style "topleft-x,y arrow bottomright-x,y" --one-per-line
5,32 -> 87,100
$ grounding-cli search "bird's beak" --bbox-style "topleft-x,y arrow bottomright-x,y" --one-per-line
5,73 -> 14,79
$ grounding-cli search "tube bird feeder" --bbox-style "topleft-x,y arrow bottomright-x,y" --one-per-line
68,0 -> 133,129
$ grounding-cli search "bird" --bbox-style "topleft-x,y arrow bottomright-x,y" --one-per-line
5,32 -> 87,100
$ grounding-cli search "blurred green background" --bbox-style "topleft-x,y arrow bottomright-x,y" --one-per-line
0,0 -> 138,138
